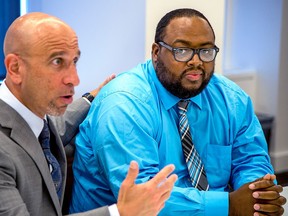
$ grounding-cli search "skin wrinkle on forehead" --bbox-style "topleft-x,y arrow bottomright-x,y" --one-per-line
26,22 -> 79,58
31,35 -> 79,57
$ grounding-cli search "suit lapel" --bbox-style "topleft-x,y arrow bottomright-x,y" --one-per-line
0,100 -> 62,215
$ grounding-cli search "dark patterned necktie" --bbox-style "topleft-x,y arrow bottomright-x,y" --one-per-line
39,119 -> 62,199
178,100 -> 209,191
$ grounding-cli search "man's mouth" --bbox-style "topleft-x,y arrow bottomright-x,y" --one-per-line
184,71 -> 203,81
60,94 -> 74,104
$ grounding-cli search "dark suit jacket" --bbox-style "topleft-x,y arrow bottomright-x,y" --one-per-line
0,99 -> 110,216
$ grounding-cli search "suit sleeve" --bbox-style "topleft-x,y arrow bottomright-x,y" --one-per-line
50,98 -> 90,146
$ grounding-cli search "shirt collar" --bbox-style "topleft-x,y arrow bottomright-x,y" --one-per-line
148,60 -> 203,110
0,80 -> 44,138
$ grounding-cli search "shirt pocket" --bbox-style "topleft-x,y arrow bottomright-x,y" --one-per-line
205,144 -> 232,189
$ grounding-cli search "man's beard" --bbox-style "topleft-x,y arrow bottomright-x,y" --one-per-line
155,59 -> 214,99
47,101 -> 66,116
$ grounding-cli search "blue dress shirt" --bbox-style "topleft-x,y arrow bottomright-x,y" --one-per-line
70,60 -> 274,215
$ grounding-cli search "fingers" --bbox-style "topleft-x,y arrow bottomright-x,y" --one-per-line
158,175 -> 177,201
252,190 -> 281,200
149,164 -> 176,187
249,178 -> 275,190
167,173 -> 178,184
253,203 -> 285,216
156,174 -> 177,212
121,161 -> 139,187
252,174 -> 276,184
252,185 -> 283,199
160,174 -> 178,191
253,211 -> 270,216
269,184 -> 283,193
249,175 -> 286,216
118,162 -> 177,216
90,73 -> 116,97
262,174 -> 276,181
252,195 -> 286,216
100,73 -> 116,88
122,162 -> 177,189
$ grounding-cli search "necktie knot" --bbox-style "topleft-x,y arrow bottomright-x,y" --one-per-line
178,100 -> 190,111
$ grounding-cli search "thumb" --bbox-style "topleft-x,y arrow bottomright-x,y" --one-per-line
122,160 -> 139,187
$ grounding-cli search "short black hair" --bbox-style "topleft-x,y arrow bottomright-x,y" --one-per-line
154,8 -> 215,43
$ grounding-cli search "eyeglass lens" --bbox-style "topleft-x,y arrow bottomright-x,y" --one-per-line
174,48 -> 217,62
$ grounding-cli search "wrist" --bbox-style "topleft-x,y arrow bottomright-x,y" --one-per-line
82,92 -> 94,103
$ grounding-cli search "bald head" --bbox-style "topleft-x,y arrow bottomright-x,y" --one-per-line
3,12 -> 80,118
4,12 -> 76,57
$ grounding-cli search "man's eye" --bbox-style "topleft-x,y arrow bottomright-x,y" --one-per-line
52,58 -> 63,65
73,57 -> 79,65
201,49 -> 214,56
201,49 -> 210,54
175,48 -> 189,55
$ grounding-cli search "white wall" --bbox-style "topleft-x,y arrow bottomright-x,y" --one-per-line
272,0 -> 288,172
224,0 -> 282,114
27,0 -> 146,98
224,0 -> 288,172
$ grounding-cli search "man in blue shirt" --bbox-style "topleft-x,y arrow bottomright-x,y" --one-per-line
70,8 -> 286,215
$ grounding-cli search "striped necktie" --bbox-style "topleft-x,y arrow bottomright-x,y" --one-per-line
39,119 -> 63,199
178,100 -> 209,191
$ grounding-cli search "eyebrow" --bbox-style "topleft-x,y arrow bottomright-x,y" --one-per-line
48,50 -> 81,60
173,39 -> 214,47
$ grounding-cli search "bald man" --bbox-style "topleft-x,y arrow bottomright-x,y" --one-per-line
0,12 -> 177,216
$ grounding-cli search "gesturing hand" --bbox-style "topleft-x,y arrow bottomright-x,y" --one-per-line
117,161 -> 178,216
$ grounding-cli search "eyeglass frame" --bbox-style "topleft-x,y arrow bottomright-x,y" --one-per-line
158,41 -> 219,63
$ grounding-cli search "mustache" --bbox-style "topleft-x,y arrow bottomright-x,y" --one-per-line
184,63 -> 204,71
69,89 -> 75,95
66,84 -> 75,95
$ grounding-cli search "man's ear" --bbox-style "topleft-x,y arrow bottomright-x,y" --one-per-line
151,42 -> 160,64
4,54 -> 22,84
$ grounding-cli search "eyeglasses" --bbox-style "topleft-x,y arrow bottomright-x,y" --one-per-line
158,41 -> 219,63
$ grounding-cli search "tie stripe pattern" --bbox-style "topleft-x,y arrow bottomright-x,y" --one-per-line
39,119 -> 63,200
178,100 -> 209,191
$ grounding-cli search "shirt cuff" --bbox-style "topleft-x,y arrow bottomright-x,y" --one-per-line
205,191 -> 229,216
108,204 -> 120,216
